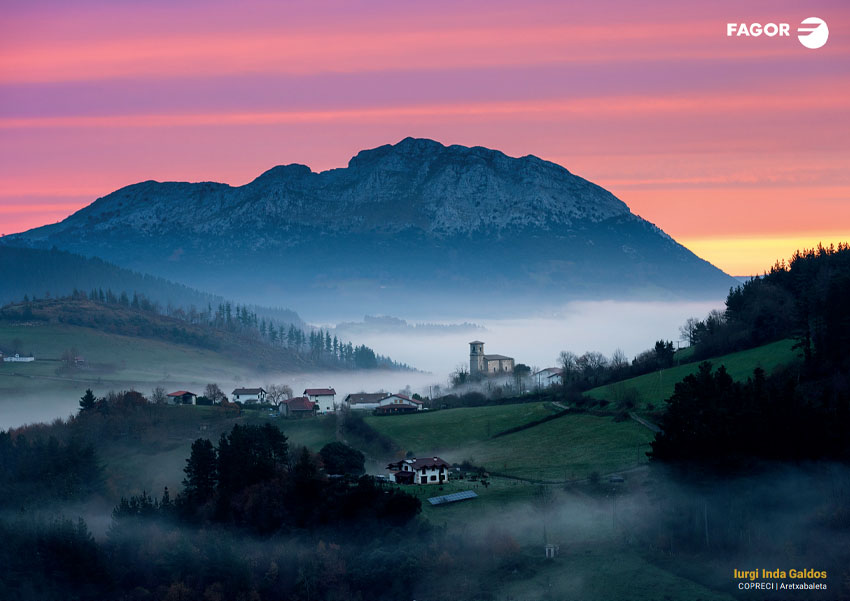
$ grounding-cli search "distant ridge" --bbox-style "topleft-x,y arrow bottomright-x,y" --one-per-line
3,138 -> 737,314
0,245 -> 304,327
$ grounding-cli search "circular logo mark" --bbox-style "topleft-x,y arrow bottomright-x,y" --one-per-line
798,17 -> 829,49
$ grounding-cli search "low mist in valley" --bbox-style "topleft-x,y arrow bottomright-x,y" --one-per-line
1,299 -> 721,430
318,299 -> 723,376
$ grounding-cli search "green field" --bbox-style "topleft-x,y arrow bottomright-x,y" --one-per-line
364,402 -> 554,452
587,338 -> 800,410
367,403 -> 654,481
0,322 -> 251,389
0,322 -> 266,431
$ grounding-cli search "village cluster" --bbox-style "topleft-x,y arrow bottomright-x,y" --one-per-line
163,387 -> 455,486
163,387 -> 426,416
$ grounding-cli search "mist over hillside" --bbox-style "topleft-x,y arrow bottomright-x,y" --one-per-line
3,138 -> 736,316
0,246 -> 304,327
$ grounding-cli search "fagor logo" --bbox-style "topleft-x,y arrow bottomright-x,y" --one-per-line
726,17 -> 829,49
797,17 -> 829,49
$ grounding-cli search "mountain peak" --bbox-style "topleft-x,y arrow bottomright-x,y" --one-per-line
2,138 -> 736,309
252,163 -> 313,183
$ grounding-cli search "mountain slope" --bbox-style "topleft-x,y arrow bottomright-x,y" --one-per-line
4,138 -> 736,314
0,246 -> 304,326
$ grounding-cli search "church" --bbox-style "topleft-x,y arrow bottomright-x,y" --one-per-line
469,341 -> 515,376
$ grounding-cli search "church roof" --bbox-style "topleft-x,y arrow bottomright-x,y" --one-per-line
484,354 -> 513,361
469,340 -> 485,345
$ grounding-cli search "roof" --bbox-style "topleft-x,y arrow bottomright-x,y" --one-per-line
167,390 -> 195,397
345,392 -> 423,405
483,354 -> 513,361
469,340 -> 485,345
345,392 -> 388,404
534,367 -> 563,376
387,456 -> 450,470
304,388 -> 336,396
281,396 -> 315,411
428,490 -> 478,506
232,388 -> 266,395
392,393 -> 423,405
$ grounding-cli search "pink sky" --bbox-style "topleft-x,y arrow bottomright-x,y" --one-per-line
1,0 -> 848,274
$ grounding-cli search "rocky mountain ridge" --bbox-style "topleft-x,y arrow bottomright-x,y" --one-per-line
4,138 -> 735,315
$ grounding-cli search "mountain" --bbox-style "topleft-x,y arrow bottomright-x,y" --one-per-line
3,138 -> 736,316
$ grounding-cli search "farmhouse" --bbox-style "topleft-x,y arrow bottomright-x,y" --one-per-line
279,396 -> 317,418
387,456 -> 450,485
166,390 -> 197,405
534,367 -> 563,388
344,392 -> 387,411
304,388 -> 336,413
232,387 -> 267,403
469,341 -> 514,375
345,392 -> 424,413
375,394 -> 423,414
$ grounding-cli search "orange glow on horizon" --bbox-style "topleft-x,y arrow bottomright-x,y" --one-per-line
680,234 -> 850,276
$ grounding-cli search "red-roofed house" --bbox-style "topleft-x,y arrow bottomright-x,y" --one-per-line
167,391 -> 197,405
279,396 -> 317,418
304,388 -> 336,414
387,456 -> 450,485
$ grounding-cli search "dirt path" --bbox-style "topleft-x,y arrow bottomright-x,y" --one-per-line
628,411 -> 662,433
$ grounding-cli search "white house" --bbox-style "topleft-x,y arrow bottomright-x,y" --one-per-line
304,388 -> 336,413
345,392 -> 424,412
534,367 -> 563,388
343,392 -> 387,411
231,387 -> 267,403
387,457 -> 450,485
3,353 -> 34,363
375,394 -> 423,414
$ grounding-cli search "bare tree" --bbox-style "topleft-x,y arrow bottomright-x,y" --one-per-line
267,384 -> 293,404
204,383 -> 227,404
610,348 -> 629,371
558,351 -> 579,384
151,386 -> 168,405
679,317 -> 701,346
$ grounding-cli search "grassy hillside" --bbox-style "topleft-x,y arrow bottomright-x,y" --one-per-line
586,338 -> 800,411
0,298 -> 313,371
366,402 -> 653,481
0,315 -> 294,430
0,320 -> 261,397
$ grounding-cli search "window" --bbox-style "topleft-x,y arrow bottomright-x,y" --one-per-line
430,475 -> 437,481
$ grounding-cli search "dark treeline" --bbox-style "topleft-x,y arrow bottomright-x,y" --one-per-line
0,397 -> 532,601
651,245 -> 850,469
546,244 -> 850,399
682,243 -> 850,366
2,290 -> 407,370
640,247 -> 850,597
650,362 -> 850,468
0,431 -> 101,508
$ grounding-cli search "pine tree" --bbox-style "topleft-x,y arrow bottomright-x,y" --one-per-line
79,389 -> 97,412
181,438 -> 217,508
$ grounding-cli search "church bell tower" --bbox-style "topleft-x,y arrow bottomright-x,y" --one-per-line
469,341 -> 485,375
